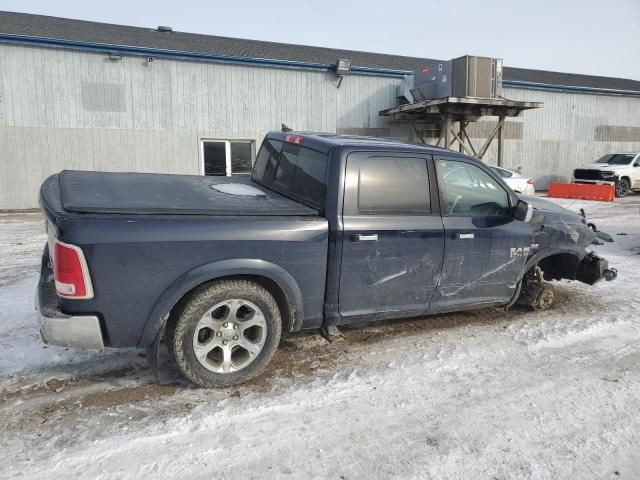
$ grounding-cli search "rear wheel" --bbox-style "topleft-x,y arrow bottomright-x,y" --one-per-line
616,178 -> 630,197
168,279 -> 282,387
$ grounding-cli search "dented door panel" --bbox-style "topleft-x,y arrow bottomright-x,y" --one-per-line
338,152 -> 444,318
433,216 -> 532,308
339,216 -> 445,316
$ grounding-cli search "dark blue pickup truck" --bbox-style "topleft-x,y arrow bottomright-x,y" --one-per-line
36,131 -> 615,386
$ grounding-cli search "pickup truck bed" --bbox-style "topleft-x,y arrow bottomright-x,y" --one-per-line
45,170 -> 318,216
39,170 -> 329,348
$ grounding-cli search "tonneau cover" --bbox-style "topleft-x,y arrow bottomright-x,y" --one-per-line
57,170 -> 318,216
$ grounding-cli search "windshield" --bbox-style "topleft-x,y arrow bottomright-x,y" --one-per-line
596,154 -> 635,165
490,167 -> 513,178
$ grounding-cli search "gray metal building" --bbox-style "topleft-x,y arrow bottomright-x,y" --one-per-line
1,11 -> 640,209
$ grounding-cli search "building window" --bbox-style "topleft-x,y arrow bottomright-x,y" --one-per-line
201,140 -> 254,176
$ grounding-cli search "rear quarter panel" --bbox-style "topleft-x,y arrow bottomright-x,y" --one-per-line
54,214 -> 328,347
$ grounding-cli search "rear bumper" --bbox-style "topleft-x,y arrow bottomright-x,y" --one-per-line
36,278 -> 104,350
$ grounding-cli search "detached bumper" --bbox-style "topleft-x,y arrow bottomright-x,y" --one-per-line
576,253 -> 615,285
36,279 -> 104,350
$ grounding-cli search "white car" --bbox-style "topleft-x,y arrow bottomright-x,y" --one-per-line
572,153 -> 640,197
490,166 -> 536,195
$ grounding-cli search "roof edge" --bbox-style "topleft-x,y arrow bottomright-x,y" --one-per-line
0,33 -> 412,78
503,80 -> 640,98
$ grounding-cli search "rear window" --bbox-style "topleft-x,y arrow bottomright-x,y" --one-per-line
252,138 -> 282,180
252,139 -> 328,209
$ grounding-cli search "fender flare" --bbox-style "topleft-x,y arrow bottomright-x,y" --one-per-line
137,259 -> 305,348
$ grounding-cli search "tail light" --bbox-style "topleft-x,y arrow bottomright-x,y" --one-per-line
527,178 -> 534,184
53,240 -> 94,299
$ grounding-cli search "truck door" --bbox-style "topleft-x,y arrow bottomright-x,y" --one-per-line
432,155 -> 533,309
338,152 -> 445,318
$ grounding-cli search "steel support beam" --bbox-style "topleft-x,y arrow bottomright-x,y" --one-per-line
461,123 -> 477,156
497,115 -> 505,167
410,121 -> 426,144
448,123 -> 475,157
443,115 -> 451,149
476,116 -> 505,160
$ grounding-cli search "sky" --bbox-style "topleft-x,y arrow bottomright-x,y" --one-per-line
1,0 -> 639,80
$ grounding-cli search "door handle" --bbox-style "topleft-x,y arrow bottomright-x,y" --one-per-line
454,233 -> 474,240
351,234 -> 378,242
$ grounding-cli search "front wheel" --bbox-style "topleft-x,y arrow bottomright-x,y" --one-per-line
168,280 -> 282,387
616,178 -> 630,197
517,265 -> 555,311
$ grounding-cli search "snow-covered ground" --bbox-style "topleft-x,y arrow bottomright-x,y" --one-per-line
0,197 -> 639,479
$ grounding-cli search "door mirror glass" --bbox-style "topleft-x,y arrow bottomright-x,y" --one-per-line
514,199 -> 533,222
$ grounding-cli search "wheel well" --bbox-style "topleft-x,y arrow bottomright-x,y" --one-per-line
537,253 -> 580,281
166,275 -> 295,336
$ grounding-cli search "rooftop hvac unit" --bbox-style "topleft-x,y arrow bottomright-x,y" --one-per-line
411,55 -> 503,101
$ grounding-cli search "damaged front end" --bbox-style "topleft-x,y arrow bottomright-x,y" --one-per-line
515,197 -> 616,310
576,252 -> 617,285
527,197 -> 617,284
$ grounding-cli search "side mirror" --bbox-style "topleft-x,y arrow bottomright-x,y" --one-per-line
514,199 -> 533,223
634,163 -> 640,167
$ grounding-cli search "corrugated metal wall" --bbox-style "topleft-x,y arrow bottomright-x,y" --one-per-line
479,88 -> 640,188
0,44 -> 402,208
2,42 -> 640,208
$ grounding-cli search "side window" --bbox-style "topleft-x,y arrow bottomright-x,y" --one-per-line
358,157 -> 430,215
437,159 -> 510,216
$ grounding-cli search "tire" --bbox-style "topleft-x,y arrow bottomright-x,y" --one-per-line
616,178 -> 630,197
169,279 -> 282,388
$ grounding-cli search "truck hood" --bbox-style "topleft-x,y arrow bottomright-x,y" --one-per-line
40,170 -> 319,217
578,163 -> 624,171
522,195 -> 601,248
524,196 -> 572,216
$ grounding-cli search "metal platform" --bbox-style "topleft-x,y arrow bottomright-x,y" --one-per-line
380,96 -> 543,165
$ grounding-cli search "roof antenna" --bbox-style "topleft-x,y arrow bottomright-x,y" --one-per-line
281,123 -> 292,132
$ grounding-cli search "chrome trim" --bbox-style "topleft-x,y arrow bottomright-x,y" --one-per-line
352,234 -> 378,242
36,283 -> 104,350
456,233 -> 475,239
